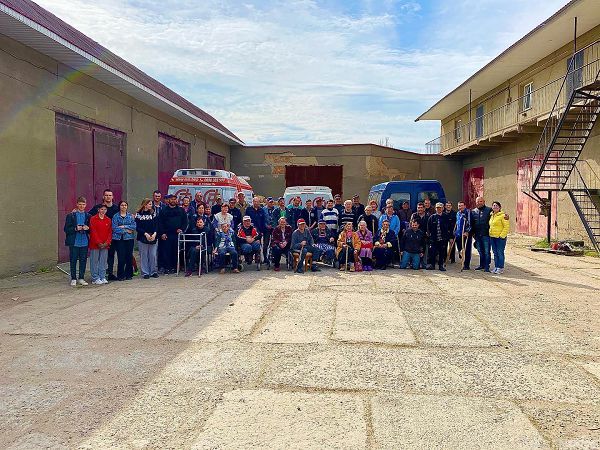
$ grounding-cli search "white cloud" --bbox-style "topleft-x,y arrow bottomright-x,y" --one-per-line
34,0 -> 568,150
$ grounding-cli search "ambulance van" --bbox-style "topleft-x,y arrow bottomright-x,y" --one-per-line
167,169 -> 253,207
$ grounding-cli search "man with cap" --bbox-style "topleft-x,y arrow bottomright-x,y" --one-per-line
285,196 -> 304,231
235,192 -> 249,216
333,194 -> 344,216
426,202 -> 452,271
237,215 -> 262,268
290,218 -> 322,273
228,198 -> 242,230
352,195 -> 365,218
210,195 -> 224,216
314,197 -> 326,222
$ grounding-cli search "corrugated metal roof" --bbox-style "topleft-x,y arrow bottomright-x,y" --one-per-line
0,0 -> 242,144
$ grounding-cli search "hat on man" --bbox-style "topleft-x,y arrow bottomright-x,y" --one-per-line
267,197 -> 274,201
278,197 -> 284,201
243,215 -> 251,221
435,202 -> 444,208
318,219 -> 326,224
352,194 -> 360,199
297,218 -> 306,226
229,198 -> 236,202
334,194 -> 341,199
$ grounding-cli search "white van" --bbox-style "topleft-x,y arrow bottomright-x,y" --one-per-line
283,186 -> 333,206
167,169 -> 253,207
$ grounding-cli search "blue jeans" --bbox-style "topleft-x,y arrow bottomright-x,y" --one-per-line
69,245 -> 87,280
490,237 -> 507,269
218,246 -> 238,269
292,245 -> 322,272
475,235 -> 491,271
240,241 -> 261,263
400,252 -> 420,269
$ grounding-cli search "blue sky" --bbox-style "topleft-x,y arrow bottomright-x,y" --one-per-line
37,0 -> 568,150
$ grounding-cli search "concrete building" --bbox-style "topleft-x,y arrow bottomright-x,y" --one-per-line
0,0 -> 242,275
231,144 -> 461,202
418,0 -> 600,247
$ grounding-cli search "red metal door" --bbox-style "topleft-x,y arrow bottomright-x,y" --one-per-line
93,128 -> 125,203
56,115 -> 94,262
158,133 -> 190,194
285,165 -> 343,197
462,167 -> 484,209
207,151 -> 225,170
516,158 -> 557,238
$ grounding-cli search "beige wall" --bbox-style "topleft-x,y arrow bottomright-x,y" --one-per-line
0,33 -> 231,276
231,144 -> 462,203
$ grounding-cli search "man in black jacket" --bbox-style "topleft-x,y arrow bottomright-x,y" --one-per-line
228,198 -> 242,230
410,202 -> 430,268
185,217 -> 213,276
159,194 -> 188,274
89,189 -> 119,280
444,201 -> 457,263
400,220 -> 425,269
426,202 -> 451,271
471,196 -> 492,272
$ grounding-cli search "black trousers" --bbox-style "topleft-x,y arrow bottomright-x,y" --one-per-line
69,245 -> 88,280
162,233 -> 178,271
115,239 -> 134,278
107,241 -> 116,276
271,245 -> 289,267
429,240 -> 448,268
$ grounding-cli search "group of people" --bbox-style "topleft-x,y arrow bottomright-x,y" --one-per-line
63,188 -> 510,286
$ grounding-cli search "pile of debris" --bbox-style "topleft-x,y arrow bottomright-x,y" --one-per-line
531,240 -> 585,256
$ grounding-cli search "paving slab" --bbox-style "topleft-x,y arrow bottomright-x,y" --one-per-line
521,401 -> 600,450
333,293 -> 416,345
84,291 -> 218,339
372,393 -> 549,449
398,297 -> 501,347
264,345 -> 600,403
251,292 -> 335,343
166,290 -> 277,342
192,389 -> 367,450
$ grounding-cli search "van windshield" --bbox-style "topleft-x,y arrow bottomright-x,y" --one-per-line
419,191 -> 440,203
389,193 -> 410,210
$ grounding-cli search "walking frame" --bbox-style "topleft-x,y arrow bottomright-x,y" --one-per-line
176,233 -> 209,277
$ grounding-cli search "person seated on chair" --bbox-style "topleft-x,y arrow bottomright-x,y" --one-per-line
400,220 -> 425,270
213,222 -> 239,274
373,219 -> 397,270
357,220 -> 374,271
336,221 -> 361,272
290,218 -> 322,273
271,216 -> 292,272
237,215 -> 262,268
212,203 -> 234,230
185,217 -> 213,276
312,219 -> 336,265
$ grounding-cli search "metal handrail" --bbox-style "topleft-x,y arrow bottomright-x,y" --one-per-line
425,39 -> 600,154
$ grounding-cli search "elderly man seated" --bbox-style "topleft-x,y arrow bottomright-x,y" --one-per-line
290,219 -> 322,273
373,218 -> 397,270
237,215 -> 262,269
271,216 -> 292,272
213,222 -> 239,274
311,219 -> 336,265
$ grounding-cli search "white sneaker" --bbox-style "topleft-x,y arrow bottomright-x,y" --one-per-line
70,279 -> 77,287
101,279 -> 109,284
78,279 -> 88,286
497,268 -> 504,274
92,279 -> 103,285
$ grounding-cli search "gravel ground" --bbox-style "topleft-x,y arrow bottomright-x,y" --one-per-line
1,240 -> 600,449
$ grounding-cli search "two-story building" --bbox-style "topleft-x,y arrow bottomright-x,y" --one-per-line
418,0 -> 600,247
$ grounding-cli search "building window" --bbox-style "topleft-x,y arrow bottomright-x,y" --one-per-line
454,119 -> 462,141
475,104 -> 484,138
522,82 -> 533,111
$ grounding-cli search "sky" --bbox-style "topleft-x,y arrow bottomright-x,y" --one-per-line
35,0 -> 569,151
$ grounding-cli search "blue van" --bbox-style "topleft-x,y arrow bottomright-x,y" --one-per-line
368,180 -> 447,212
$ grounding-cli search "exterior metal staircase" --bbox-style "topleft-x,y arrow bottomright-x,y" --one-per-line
523,39 -> 600,252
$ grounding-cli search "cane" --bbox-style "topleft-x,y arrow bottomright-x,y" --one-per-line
445,222 -> 457,265
460,218 -> 467,272
345,241 -> 349,271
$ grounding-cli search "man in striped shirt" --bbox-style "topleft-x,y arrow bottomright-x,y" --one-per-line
321,199 -> 339,234
338,200 -> 357,230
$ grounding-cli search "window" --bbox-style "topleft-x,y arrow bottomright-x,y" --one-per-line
566,50 -> 584,98
419,191 -> 440,203
522,82 -> 533,111
389,192 -> 411,211
475,104 -> 484,138
454,119 -> 462,141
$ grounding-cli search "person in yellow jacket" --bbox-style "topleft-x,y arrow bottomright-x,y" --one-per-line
336,221 -> 361,271
489,201 -> 509,274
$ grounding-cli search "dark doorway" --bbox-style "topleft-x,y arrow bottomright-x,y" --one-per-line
207,151 -> 226,170
158,133 -> 190,195
55,114 -> 125,262
285,165 -> 343,197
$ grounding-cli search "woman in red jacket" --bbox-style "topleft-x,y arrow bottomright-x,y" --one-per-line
89,204 -> 112,285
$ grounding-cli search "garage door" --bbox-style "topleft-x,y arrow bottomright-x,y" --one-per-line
55,114 -> 125,262
285,165 -> 343,197
158,133 -> 190,194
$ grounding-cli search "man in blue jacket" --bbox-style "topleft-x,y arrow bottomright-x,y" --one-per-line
246,196 -> 268,262
455,201 -> 472,270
